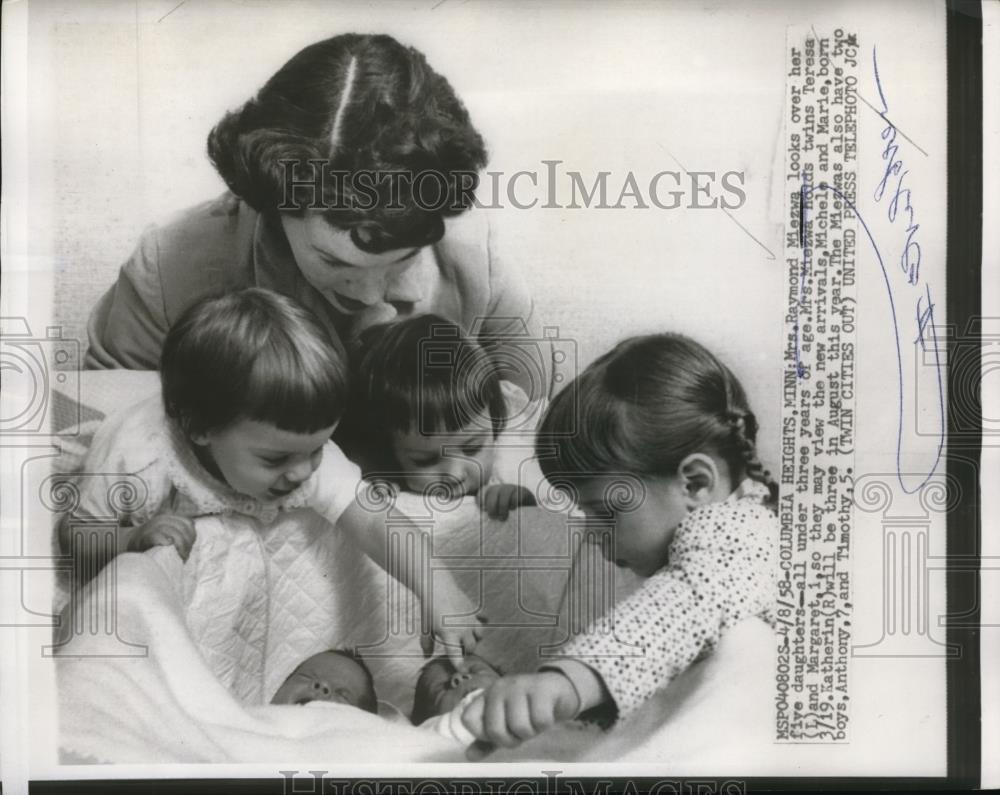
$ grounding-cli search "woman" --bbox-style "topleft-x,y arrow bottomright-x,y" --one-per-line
86,33 -> 550,401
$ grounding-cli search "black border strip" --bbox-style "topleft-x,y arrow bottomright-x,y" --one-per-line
22,775 -> 983,794
945,0 -> 983,786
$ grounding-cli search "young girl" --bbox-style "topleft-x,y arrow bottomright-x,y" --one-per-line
340,313 -> 538,520
61,288 -> 481,663
459,333 -> 779,748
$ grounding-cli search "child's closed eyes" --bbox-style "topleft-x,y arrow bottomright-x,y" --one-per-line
258,448 -> 321,470
391,425 -> 497,498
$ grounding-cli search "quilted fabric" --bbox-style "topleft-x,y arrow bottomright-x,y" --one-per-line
181,516 -> 269,703
175,487 -> 601,716
177,509 -> 427,712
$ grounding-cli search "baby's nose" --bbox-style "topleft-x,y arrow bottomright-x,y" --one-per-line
311,679 -> 332,697
449,671 -> 471,688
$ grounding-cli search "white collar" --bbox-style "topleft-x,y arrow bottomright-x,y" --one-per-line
727,477 -> 771,503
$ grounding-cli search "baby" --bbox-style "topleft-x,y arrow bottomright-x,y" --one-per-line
273,650 -> 501,734
411,654 -> 502,724
341,313 -> 537,519
411,654 -> 502,743
271,649 -> 377,713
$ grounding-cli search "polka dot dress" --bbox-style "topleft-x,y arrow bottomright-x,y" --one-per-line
562,479 -> 778,722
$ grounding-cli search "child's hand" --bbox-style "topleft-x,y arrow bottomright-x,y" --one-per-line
127,514 -> 196,561
477,484 -> 536,521
460,671 -> 580,749
420,575 -> 486,670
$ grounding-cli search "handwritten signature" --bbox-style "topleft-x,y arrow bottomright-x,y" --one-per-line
794,45 -> 944,493
873,48 -> 922,286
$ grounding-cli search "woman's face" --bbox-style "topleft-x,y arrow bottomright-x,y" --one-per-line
281,212 -> 426,330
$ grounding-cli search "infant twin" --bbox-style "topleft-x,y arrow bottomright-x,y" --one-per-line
273,648 -> 499,744
67,286 -> 780,752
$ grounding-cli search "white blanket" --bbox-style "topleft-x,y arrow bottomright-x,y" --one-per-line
56,500 -> 778,766
57,542 -> 460,764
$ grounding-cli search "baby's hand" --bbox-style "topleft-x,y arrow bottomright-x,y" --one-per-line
127,514 -> 196,561
460,671 -> 580,749
420,574 -> 486,670
477,484 -> 536,521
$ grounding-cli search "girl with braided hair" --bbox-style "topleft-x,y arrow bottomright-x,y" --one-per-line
459,333 -> 779,750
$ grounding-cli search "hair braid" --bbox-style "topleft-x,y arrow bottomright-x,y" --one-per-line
724,408 -> 779,509
537,332 -> 780,514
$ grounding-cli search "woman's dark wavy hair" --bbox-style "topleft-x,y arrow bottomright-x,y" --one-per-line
161,288 -> 348,437
339,314 -> 507,473
207,33 -> 488,253
537,333 -> 778,508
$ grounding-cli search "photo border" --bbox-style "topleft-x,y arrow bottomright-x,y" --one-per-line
943,0 -> 983,786
14,1 -> 987,792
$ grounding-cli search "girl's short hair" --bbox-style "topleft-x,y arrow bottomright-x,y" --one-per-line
207,33 -> 488,253
341,314 -> 506,470
537,333 -> 778,506
161,288 -> 347,436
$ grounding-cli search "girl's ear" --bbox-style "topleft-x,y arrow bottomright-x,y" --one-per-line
176,415 -> 210,446
677,453 -> 720,509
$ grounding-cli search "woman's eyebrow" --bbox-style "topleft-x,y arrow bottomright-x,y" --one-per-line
398,441 -> 435,453
393,247 -> 421,263
313,248 -> 352,266
403,451 -> 440,461
312,247 -> 420,265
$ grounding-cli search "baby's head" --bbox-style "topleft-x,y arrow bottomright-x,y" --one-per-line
271,649 -> 378,713
538,333 -> 778,577
161,288 -> 348,502
410,653 -> 501,724
346,314 -> 507,497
